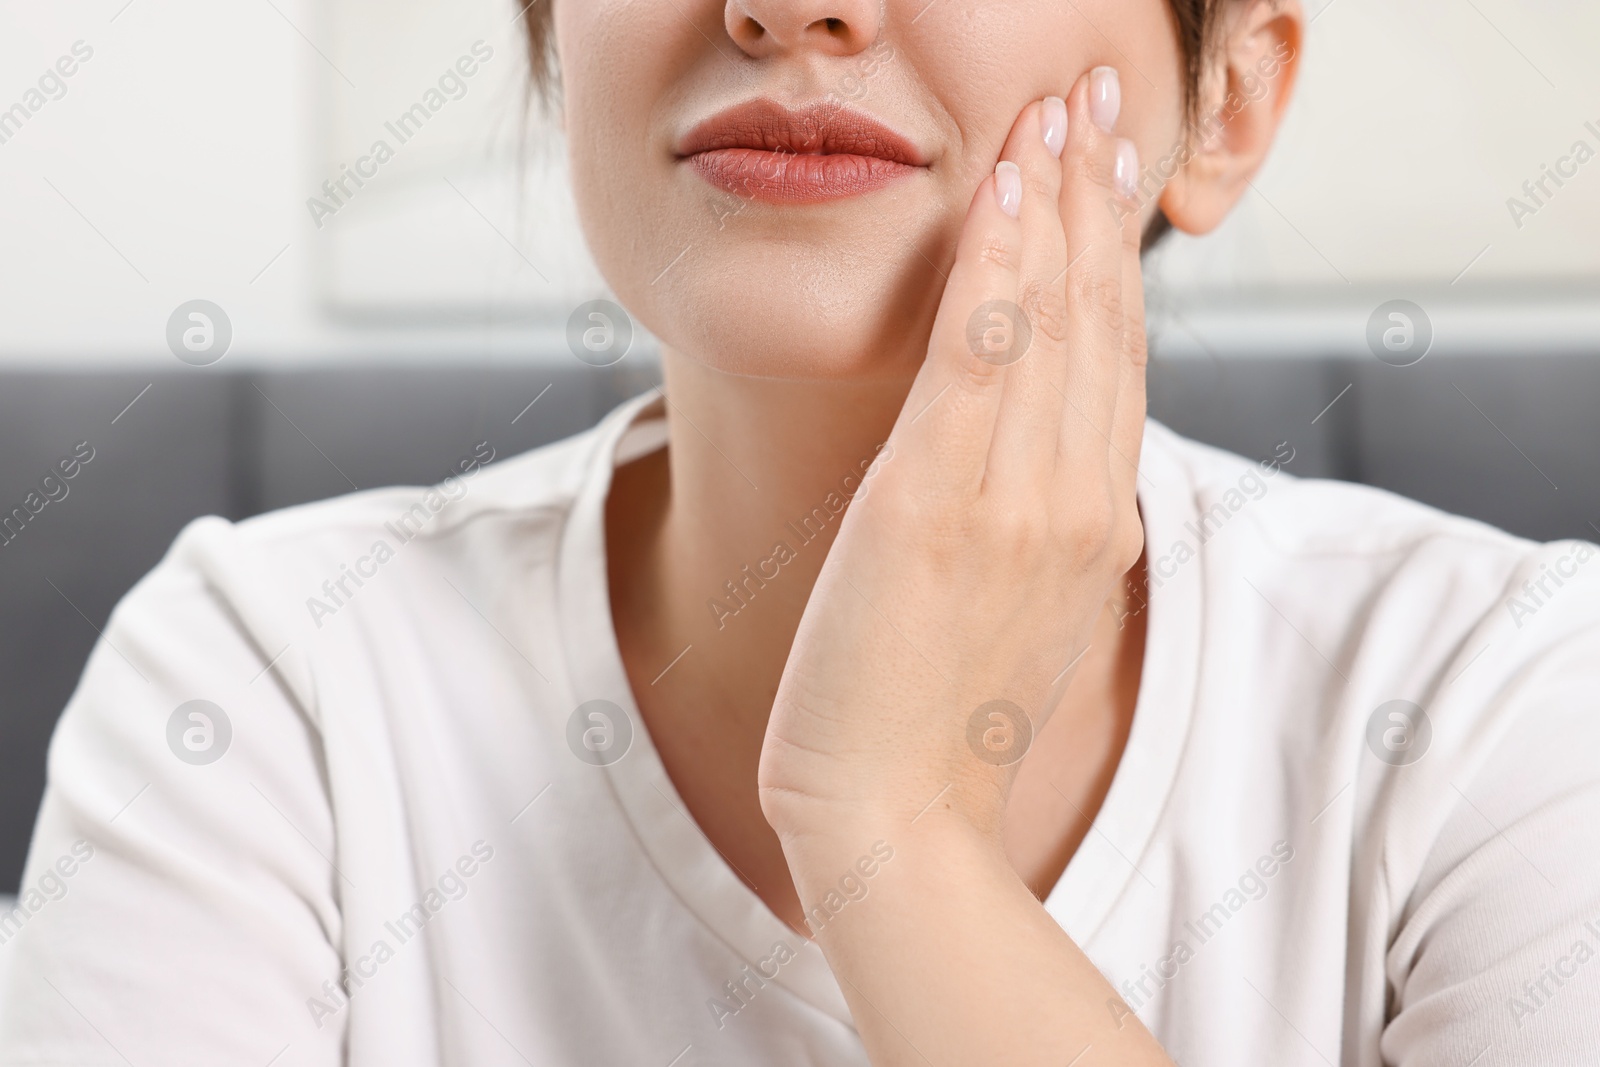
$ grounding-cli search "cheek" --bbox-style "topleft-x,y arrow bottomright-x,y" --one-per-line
915,0 -> 1181,185
948,0 -> 1184,220
559,6 -> 697,317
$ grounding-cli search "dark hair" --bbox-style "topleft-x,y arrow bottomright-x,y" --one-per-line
522,2 -> 558,104
518,1 -> 1224,243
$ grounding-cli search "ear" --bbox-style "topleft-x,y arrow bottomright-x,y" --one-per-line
1158,0 -> 1304,235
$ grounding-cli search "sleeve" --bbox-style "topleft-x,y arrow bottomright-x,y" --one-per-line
1380,567 -> 1600,1067
0,518 -> 347,1067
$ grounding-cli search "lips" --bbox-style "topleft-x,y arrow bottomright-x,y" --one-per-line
676,99 -> 927,204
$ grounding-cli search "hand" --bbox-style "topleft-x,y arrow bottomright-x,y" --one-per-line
759,68 -> 1148,851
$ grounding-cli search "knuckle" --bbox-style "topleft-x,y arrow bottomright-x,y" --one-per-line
1069,270 -> 1123,330
1017,280 -> 1070,346
991,501 -> 1051,557
1110,514 -> 1146,573
954,346 -> 1008,393
1124,316 -> 1150,368
1022,164 -> 1059,202
975,233 -> 1022,274
1121,211 -> 1145,250
1061,492 -> 1117,560
1071,141 -> 1118,192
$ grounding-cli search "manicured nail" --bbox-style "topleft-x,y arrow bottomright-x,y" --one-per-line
995,161 -> 1022,218
1041,96 -> 1067,158
1114,138 -> 1139,199
1090,66 -> 1121,132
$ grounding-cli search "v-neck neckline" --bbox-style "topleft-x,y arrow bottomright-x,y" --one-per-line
555,391 -> 1203,1023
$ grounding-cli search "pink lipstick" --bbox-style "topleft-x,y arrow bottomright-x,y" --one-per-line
676,99 -> 927,204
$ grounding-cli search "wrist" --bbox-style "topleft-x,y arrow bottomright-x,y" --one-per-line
760,710 -> 1014,836
777,814 -> 1013,938
762,777 -> 1008,884
758,759 -> 1010,845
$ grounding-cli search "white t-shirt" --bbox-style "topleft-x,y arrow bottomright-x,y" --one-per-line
3,390 -> 1598,1067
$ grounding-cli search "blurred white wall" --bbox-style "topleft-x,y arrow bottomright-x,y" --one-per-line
0,0 -> 596,367
1145,0 -> 1600,357
0,0 -> 1595,368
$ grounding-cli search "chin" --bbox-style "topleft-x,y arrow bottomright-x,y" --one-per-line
609,222 -> 944,383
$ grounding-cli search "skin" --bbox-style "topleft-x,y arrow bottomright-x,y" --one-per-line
558,0 -> 1303,1061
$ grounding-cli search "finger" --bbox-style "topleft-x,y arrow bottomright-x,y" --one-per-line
983,96 -> 1071,496
1053,66 -> 1138,486
893,160 -> 1024,497
1108,173 -> 1150,527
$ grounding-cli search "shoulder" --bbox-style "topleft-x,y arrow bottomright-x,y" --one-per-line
1144,425 -> 1600,1061
124,396 -> 635,644
1144,417 -> 1600,852
1146,418 -> 1532,561
41,398 -> 643,837
1143,419 -> 1599,644
224,415 -> 601,577
73,394 -> 656,746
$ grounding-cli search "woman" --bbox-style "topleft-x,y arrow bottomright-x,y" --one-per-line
3,1 -> 1597,1064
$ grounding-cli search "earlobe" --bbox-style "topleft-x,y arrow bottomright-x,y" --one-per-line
1158,0 -> 1304,236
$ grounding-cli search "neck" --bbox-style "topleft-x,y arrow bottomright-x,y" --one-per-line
649,350 -> 913,699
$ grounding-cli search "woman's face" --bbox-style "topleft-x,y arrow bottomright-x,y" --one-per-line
554,1 -> 1185,380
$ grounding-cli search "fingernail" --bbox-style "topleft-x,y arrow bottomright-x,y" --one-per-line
1114,138 -> 1139,199
1090,66 -> 1121,132
1041,96 -> 1067,158
995,161 -> 1022,218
